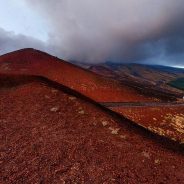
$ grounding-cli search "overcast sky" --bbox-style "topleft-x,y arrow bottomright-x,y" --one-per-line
0,0 -> 184,67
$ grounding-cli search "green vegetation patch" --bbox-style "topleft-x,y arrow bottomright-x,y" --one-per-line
168,78 -> 184,91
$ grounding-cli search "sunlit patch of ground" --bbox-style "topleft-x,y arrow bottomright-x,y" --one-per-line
111,106 -> 184,143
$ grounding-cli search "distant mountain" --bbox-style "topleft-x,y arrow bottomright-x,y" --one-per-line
87,62 -> 184,96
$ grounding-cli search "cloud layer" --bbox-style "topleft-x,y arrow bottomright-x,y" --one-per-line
1,0 -> 184,66
0,27 -> 47,55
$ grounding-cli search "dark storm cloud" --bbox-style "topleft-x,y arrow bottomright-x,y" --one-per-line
0,27 -> 47,55
5,0 -> 184,66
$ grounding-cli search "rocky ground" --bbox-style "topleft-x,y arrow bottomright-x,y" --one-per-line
110,105 -> 184,143
0,77 -> 184,184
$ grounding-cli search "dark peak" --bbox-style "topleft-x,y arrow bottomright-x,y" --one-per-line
12,48 -> 48,55
19,48 -> 36,51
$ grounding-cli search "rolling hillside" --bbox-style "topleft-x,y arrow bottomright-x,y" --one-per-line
88,62 -> 184,98
0,49 -> 184,183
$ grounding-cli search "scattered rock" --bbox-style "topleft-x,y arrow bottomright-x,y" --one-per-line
78,110 -> 85,115
111,129 -> 119,135
102,121 -> 108,127
44,95 -> 50,99
142,151 -> 150,159
109,127 -> 120,135
154,159 -> 160,165
69,96 -> 77,100
120,135 -> 127,139
51,89 -> 58,93
50,106 -> 60,112
153,118 -> 157,121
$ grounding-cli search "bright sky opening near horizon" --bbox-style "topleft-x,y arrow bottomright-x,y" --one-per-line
0,0 -> 48,41
0,0 -> 184,67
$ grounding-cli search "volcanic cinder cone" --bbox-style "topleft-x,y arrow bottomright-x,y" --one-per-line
0,48 -> 183,143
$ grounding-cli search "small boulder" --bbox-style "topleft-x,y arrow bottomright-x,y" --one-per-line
154,159 -> 160,165
102,121 -> 108,127
78,110 -> 85,115
120,135 -> 127,139
69,96 -> 77,100
50,106 -> 60,112
142,151 -> 150,159
109,127 -> 120,135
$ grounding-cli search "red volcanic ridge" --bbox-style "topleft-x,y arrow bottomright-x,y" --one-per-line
0,48 -> 174,102
0,48 -> 184,183
0,48 -> 184,142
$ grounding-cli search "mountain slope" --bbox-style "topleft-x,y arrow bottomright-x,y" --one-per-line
88,62 -> 184,97
0,49 -> 183,143
169,78 -> 184,91
0,48 -> 166,102
1,76 -> 183,183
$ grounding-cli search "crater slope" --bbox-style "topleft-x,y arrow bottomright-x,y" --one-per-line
0,76 -> 184,183
0,48 -> 183,143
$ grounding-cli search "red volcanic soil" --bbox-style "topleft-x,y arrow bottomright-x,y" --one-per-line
0,48 -> 174,102
0,76 -> 184,183
89,65 -> 118,78
111,106 -> 184,143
